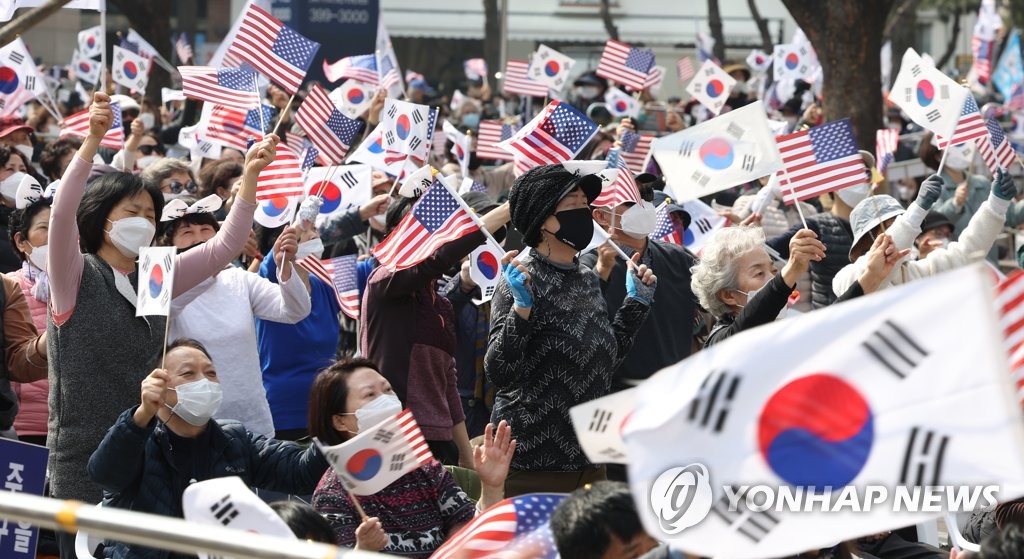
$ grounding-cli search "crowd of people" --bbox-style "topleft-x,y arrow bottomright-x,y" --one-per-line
0,27 -> 1023,559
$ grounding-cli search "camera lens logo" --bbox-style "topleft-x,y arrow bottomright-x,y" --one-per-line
650,463 -> 713,535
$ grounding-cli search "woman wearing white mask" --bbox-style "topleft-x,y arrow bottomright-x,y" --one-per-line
8,191 -> 52,445
46,92 -> 276,546
158,197 -> 311,438
309,358 -> 515,555
255,206 -> 340,441
693,225 -> 905,347
88,338 -> 329,559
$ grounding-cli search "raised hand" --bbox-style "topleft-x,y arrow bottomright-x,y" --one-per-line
993,168 -> 1018,201
916,174 -> 944,210
134,368 -> 169,427
88,92 -> 114,139
244,134 -> 279,177
501,250 -> 532,310
781,228 -> 825,287
626,253 -> 657,305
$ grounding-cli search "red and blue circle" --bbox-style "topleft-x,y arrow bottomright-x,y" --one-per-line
614,100 -> 629,113
346,87 -> 365,105
261,197 -> 291,217
758,374 -> 874,488
86,36 -> 97,49
785,52 -> 800,70
368,136 -> 385,154
395,114 -> 411,140
916,80 -> 935,107
0,67 -> 19,95
475,250 -> 499,280
544,61 -> 561,77
754,54 -> 766,65
148,264 -> 164,298
310,181 -> 342,213
78,61 -> 92,74
454,143 -> 466,160
346,448 -> 382,481
122,61 -> 138,80
699,137 -> 734,170
705,79 -> 725,98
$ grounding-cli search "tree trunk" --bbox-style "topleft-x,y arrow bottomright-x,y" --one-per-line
746,0 -> 774,54
483,0 -> 500,82
0,0 -> 73,46
781,0 -> 896,152
882,0 -> 917,41
886,0 -> 917,91
708,0 -> 726,62
599,0 -> 619,41
108,0 -> 174,99
935,5 -> 963,71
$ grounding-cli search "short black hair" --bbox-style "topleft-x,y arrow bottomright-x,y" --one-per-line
9,197 -> 52,261
156,196 -> 221,247
165,338 -> 213,362
39,137 -> 81,180
269,501 -> 335,544
76,171 -> 163,254
550,481 -> 647,559
982,523 -> 1024,559
308,357 -> 382,446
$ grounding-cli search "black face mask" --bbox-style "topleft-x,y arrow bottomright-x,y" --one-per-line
546,207 -> 593,250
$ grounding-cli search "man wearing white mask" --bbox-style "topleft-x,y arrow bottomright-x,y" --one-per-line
87,338 -> 328,559
922,132 -> 1024,262
581,175 -> 697,394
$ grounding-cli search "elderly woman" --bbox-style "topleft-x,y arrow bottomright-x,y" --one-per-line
694,226 -> 907,347
140,157 -> 197,197
486,164 -> 656,496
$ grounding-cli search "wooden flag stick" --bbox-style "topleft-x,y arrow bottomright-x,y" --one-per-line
347,490 -> 368,521
271,94 -> 296,137
314,164 -> 340,199
779,168 -> 809,229
159,314 -> 171,369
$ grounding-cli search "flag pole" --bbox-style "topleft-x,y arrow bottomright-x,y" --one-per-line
779,168 -> 810,229
314,164 -> 340,199
272,94 -> 297,137
252,76 -> 266,133
936,95 -> 967,176
346,491 -> 368,522
439,176 -> 504,254
159,313 -> 171,369
98,5 -> 107,92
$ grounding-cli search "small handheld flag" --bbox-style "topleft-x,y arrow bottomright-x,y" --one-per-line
136,247 -> 176,317
179,66 -> 260,110
112,45 -> 150,92
527,45 -> 575,91
226,3 -> 320,94
596,39 -> 655,91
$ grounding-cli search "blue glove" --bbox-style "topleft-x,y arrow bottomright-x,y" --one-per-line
993,169 -> 1017,201
916,174 -> 943,210
502,263 -> 533,309
626,266 -> 657,305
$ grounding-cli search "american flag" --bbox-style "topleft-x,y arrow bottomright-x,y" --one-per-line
61,101 -> 124,149
876,128 -> 900,175
593,147 -> 643,208
500,100 -> 598,176
203,104 -> 276,152
502,59 -> 548,97
978,118 -> 1018,174
372,178 -> 480,271
179,66 -> 260,110
619,131 -> 654,174
322,54 -> 378,84
596,39 -> 655,91
464,57 -> 488,81
300,142 -> 319,172
477,120 -> 517,160
255,145 -> 304,201
777,119 -> 865,204
175,32 -> 193,64
644,65 -> 665,91
297,254 -> 360,319
431,494 -> 567,559
935,95 -> 988,149
996,270 -> 1024,404
294,84 -> 364,164
225,3 -> 320,94
677,56 -> 696,82
376,21 -> 404,95
650,201 -> 684,245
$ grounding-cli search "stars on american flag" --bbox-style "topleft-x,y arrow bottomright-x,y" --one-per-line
540,103 -> 597,153
807,119 -> 858,163
625,48 -> 655,73
326,111 -> 363,143
218,68 -> 255,90
413,181 -> 463,232
271,26 -> 319,71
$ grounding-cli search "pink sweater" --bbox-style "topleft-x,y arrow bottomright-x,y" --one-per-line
49,155 -> 257,322
11,269 -> 47,437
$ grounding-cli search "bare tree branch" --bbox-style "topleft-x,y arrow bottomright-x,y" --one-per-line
0,0 -> 73,46
708,0 -> 726,62
936,5 -> 963,69
883,0 -> 919,40
747,0 -> 774,53
599,0 -> 619,41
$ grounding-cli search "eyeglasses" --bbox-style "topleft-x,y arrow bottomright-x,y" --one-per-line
138,145 -> 164,156
167,180 -> 197,194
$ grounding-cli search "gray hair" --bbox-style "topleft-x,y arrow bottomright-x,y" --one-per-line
140,157 -> 193,187
690,226 -> 768,319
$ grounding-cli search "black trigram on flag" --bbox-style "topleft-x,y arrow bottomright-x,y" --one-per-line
588,408 -> 613,433
7,50 -> 23,66
709,488 -> 780,543
384,130 -> 396,145
679,140 -> 696,158
373,428 -> 395,444
411,110 -> 424,124
910,64 -> 923,77
741,154 -> 755,172
23,75 -> 34,91
386,104 -> 398,119
899,427 -> 950,486
726,122 -> 744,139
939,84 -> 950,100
390,453 -> 406,471
904,88 -> 913,104
862,319 -> 928,379
408,136 -> 423,152
687,369 -> 741,433
338,171 -> 358,188
926,109 -> 942,122
703,66 -> 715,77
694,217 -> 714,234
691,171 -> 711,187
210,494 -> 239,526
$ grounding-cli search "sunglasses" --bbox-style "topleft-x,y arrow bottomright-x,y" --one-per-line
167,180 -> 197,194
138,145 -> 164,156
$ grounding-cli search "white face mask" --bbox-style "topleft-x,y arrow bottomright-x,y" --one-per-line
944,144 -> 973,171
139,112 -> 156,130
26,243 -> 46,272
370,214 -> 387,228
14,144 -> 32,162
618,202 -> 657,239
736,278 -> 788,320
0,172 -> 27,202
136,155 -> 160,170
107,216 -> 156,257
295,237 -> 324,260
352,394 -> 402,433
167,378 -> 222,426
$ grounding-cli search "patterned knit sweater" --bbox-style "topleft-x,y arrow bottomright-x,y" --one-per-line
485,252 -> 649,471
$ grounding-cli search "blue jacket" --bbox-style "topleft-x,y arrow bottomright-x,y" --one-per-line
88,407 -> 328,559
